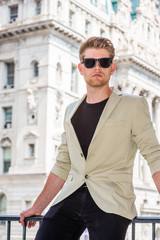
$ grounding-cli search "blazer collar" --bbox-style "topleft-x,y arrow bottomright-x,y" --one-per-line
68,87 -> 123,154
69,87 -> 123,120
91,87 -> 123,143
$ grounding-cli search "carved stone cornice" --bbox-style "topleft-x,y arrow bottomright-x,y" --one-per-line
70,0 -> 110,26
115,55 -> 160,78
137,0 -> 159,22
0,18 -> 85,43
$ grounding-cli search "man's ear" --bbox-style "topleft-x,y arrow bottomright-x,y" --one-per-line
111,63 -> 116,75
78,63 -> 83,76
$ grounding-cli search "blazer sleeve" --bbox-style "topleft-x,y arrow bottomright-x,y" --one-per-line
50,108 -> 71,181
132,97 -> 160,176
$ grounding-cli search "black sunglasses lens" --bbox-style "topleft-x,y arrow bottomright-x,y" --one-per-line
83,58 -> 112,68
99,58 -> 112,68
83,59 -> 95,68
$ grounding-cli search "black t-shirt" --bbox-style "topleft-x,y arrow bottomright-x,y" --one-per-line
71,97 -> 109,159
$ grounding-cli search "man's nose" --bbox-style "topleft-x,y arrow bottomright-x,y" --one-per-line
95,60 -> 100,69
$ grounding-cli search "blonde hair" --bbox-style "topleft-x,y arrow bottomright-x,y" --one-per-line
79,36 -> 115,61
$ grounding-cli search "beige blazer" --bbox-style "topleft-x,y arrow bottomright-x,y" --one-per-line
51,88 -> 160,219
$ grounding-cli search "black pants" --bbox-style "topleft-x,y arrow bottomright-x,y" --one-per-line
35,186 -> 131,240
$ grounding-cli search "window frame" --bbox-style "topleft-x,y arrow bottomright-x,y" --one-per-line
85,20 -> 91,35
33,61 -> 39,77
3,107 -> 12,129
6,62 -> 15,87
35,0 -> 41,15
69,10 -> 75,28
3,147 -> 11,173
9,5 -> 18,23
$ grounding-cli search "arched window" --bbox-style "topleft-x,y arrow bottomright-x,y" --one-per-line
32,61 -> 39,77
0,194 -> 7,224
56,63 -> 62,85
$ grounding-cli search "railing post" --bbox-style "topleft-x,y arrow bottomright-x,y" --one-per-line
22,221 -> 27,240
132,222 -> 135,240
7,221 -> 11,240
152,223 -> 156,240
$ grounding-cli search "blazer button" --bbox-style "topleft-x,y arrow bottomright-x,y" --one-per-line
80,153 -> 83,157
85,175 -> 88,179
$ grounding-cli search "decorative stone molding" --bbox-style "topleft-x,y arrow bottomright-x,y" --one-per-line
55,91 -> 63,122
0,18 -> 85,43
116,55 -> 160,77
27,88 -> 37,111
0,137 -> 12,147
24,131 -> 38,140
27,88 -> 37,125
116,0 -> 132,27
119,81 -> 142,95
138,0 -> 159,21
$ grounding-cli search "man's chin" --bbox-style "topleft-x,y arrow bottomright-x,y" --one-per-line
87,81 -> 108,88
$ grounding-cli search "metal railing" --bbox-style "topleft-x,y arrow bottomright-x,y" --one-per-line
132,216 -> 160,240
0,215 -> 160,240
0,215 -> 43,240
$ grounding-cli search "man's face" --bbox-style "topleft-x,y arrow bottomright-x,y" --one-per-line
78,48 -> 115,88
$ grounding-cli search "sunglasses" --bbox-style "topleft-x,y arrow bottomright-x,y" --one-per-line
81,58 -> 112,69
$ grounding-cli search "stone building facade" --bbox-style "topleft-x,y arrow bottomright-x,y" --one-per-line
0,0 -> 160,239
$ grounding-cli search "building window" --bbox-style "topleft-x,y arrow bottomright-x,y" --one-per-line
29,144 -> 35,158
155,0 -> 160,13
0,194 -> 7,224
4,62 -> 15,88
69,10 -> 75,27
71,64 -> 78,93
130,0 -> 140,19
91,0 -> 98,6
100,0 -> 108,14
33,61 -> 39,77
112,0 -> 118,14
35,0 -> 41,15
9,5 -> 18,23
57,1 -> 62,15
100,29 -> 105,37
3,147 -> 11,173
24,132 -> 38,160
3,107 -> 12,129
85,20 -> 91,35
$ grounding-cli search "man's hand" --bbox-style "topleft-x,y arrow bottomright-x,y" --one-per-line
19,208 -> 41,228
153,171 -> 160,193
19,173 -> 65,228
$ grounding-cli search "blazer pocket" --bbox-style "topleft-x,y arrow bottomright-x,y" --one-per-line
106,120 -> 126,127
109,173 -> 132,183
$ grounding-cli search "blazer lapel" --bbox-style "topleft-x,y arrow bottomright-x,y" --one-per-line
66,89 -> 123,155
67,94 -> 86,151
90,89 -> 123,143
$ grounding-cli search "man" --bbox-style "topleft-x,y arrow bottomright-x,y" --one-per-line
20,37 -> 160,240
